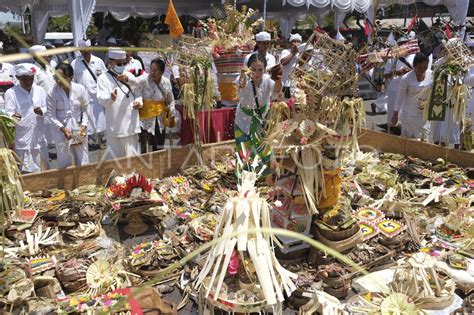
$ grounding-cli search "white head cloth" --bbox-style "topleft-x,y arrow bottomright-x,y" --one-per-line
289,33 -> 302,42
29,45 -> 46,54
78,39 -> 91,47
14,63 -> 36,76
255,31 -> 271,42
108,49 -> 126,59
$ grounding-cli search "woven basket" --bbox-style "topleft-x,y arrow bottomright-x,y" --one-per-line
316,221 -> 359,242
315,228 -> 362,253
213,45 -> 253,74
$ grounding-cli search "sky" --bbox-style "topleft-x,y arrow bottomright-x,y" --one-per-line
0,12 -> 21,25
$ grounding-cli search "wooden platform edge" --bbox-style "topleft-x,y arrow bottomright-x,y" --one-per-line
21,141 -> 235,191
357,129 -> 473,168
21,129 -> 473,191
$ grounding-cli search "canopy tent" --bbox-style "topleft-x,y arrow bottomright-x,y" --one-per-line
1,0 -> 470,45
1,0 -> 224,45
367,1 -> 470,39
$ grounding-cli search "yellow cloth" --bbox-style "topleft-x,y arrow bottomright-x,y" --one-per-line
139,99 -> 167,120
317,169 -> 342,209
139,99 -> 176,127
218,82 -> 238,101
165,0 -> 184,39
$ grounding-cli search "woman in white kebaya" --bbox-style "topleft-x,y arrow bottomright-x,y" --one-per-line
392,53 -> 433,140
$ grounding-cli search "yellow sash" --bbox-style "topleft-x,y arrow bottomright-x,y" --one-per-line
139,99 -> 176,128
218,82 -> 238,102
139,99 -> 167,120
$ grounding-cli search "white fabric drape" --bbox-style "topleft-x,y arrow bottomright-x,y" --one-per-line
30,5 -> 50,45
284,0 -> 371,12
368,0 -> 469,36
280,15 -> 298,39
71,0 -> 96,45
335,11 -> 347,30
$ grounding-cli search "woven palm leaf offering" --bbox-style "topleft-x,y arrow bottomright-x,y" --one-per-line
173,36 -> 216,149
391,252 -> 456,310
127,238 -> 180,277
211,5 -> 262,103
0,148 -> 22,234
420,38 -> 474,136
105,173 -> 162,235
314,198 -> 363,253
267,31 -> 365,217
194,157 -> 297,314
345,254 -> 456,314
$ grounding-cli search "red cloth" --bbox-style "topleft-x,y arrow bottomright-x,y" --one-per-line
179,107 -> 236,145
407,15 -> 417,33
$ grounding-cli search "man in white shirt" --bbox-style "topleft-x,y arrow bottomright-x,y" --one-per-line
384,31 -> 434,129
97,49 -> 143,160
243,31 -> 276,71
4,64 -> 49,173
29,45 -> 56,93
280,33 -> 302,99
71,39 -> 108,147
29,45 -> 55,147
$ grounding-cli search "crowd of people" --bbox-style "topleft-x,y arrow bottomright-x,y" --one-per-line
0,28 -> 473,174
0,38 -> 179,173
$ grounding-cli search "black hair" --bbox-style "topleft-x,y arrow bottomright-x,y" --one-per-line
247,54 -> 266,68
150,58 -> 166,72
55,63 -> 74,78
413,52 -> 429,67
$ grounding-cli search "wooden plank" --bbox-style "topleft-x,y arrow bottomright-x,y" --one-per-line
358,129 -> 474,168
22,141 -> 234,191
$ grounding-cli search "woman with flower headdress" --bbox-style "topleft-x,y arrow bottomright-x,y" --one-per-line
235,54 -> 281,172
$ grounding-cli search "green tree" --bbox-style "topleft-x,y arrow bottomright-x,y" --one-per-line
48,15 -> 71,32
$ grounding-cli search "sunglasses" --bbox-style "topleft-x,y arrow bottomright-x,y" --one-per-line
115,62 -> 127,66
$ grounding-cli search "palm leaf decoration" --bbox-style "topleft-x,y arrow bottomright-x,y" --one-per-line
0,146 -> 23,265
0,114 -> 16,146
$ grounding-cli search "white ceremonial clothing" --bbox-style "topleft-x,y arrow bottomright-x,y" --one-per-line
385,54 -> 433,125
97,71 -> 142,159
280,48 -> 297,88
46,82 -> 90,168
0,62 -> 15,111
464,66 -> 474,120
105,134 -> 140,160
32,62 -> 55,145
431,107 -> 460,145
395,70 -> 433,140
430,71 -> 461,145
128,74 -> 176,134
32,62 -> 55,94
243,52 -> 276,70
125,58 -> 143,76
4,84 -> 49,172
71,55 -> 108,134
236,75 -> 275,134
384,54 -> 415,125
